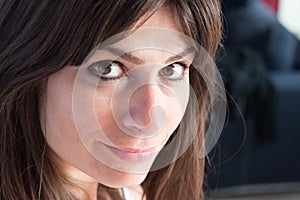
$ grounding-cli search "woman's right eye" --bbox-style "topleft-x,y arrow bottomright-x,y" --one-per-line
87,60 -> 126,81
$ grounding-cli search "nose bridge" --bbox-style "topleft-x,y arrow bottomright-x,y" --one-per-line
138,83 -> 159,106
129,83 -> 162,126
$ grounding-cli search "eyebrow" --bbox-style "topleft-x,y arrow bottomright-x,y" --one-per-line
102,46 -> 195,65
165,48 -> 195,64
103,47 -> 144,65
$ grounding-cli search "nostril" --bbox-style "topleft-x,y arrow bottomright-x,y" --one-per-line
121,105 -> 166,137
148,106 -> 165,128
141,106 -> 166,137
129,106 -> 151,127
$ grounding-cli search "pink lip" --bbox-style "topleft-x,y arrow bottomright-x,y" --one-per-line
101,143 -> 157,163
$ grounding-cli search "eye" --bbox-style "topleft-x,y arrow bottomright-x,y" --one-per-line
159,62 -> 188,80
87,60 -> 126,81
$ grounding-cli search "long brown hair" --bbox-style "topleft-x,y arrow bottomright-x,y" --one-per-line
0,0 -> 222,199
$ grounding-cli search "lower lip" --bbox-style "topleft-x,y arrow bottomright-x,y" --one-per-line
101,143 -> 157,163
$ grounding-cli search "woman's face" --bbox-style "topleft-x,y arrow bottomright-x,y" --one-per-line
42,7 -> 194,188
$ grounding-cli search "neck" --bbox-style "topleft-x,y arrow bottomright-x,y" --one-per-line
124,185 -> 146,200
63,164 -> 146,200
64,165 -> 99,200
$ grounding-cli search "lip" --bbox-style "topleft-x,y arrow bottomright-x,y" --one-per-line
100,142 -> 157,163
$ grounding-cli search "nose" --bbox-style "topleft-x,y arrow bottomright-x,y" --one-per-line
122,83 -> 166,136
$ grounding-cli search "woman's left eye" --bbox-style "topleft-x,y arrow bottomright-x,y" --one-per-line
159,62 -> 188,80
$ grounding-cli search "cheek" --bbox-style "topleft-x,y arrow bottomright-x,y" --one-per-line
160,86 -> 187,129
94,87 -> 117,135
94,87 -> 113,120
44,73 -> 74,135
42,67 -> 97,170
43,69 -> 77,150
162,98 -> 184,137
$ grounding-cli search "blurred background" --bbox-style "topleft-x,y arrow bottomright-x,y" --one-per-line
205,0 -> 300,199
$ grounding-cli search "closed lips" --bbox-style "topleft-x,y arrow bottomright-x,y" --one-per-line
101,142 -> 157,162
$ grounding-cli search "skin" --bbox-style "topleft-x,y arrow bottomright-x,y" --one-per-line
42,7 -> 194,200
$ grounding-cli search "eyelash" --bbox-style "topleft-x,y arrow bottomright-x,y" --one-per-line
163,62 -> 189,81
87,60 -> 189,82
87,60 -> 126,81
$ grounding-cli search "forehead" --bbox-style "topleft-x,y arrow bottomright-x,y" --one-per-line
88,7 -> 196,64
111,29 -> 192,56
137,7 -> 180,31
110,7 -> 191,53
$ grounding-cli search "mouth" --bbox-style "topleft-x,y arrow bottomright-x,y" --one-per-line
99,142 -> 158,163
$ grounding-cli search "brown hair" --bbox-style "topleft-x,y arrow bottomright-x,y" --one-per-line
0,0 -> 222,199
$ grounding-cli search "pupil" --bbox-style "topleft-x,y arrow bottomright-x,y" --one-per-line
102,66 -> 112,75
163,66 -> 174,76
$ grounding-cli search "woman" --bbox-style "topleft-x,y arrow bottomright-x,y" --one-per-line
0,0 -> 223,199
